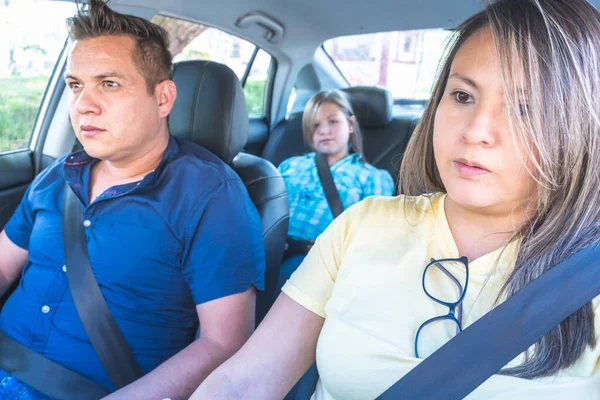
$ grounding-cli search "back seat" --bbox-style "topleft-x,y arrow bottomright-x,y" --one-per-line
261,86 -> 422,184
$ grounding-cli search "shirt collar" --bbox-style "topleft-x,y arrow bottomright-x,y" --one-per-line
63,135 -> 180,190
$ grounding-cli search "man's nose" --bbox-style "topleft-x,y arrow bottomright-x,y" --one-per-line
73,88 -> 101,115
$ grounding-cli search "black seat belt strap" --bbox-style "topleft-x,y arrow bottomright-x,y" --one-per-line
377,243 -> 600,399
0,331 -> 110,400
315,153 -> 344,218
62,183 -> 143,389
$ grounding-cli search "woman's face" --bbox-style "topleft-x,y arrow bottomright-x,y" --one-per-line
311,102 -> 354,164
433,28 -> 537,216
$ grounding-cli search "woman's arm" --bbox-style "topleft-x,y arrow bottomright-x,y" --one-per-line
190,293 -> 325,400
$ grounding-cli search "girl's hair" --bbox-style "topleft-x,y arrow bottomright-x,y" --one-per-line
400,0 -> 600,378
302,90 -> 363,155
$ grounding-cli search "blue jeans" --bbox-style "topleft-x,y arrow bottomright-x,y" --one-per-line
0,370 -> 53,400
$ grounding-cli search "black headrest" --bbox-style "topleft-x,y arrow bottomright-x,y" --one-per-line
342,86 -> 393,129
170,60 -> 248,163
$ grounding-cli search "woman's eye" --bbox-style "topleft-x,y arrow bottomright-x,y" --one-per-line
452,91 -> 472,104
329,119 -> 338,125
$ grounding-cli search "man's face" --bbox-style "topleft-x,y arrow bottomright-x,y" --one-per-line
65,35 -> 170,162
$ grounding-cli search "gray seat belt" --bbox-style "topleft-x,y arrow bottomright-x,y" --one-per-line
377,243 -> 600,399
62,182 -> 143,389
315,153 -> 344,218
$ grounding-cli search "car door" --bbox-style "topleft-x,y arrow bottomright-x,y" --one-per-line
0,0 -> 76,231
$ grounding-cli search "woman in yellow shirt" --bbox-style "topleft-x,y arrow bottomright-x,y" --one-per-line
191,0 -> 600,398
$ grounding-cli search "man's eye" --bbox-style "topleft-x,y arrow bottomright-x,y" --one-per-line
103,81 -> 119,88
452,91 -> 472,104
67,82 -> 81,90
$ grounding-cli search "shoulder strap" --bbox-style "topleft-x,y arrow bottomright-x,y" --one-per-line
62,183 -> 143,390
315,153 -> 344,218
377,243 -> 600,399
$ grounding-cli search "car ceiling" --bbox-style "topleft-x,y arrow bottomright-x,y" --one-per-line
99,0 -> 600,59
60,0 -> 600,122
69,0 -> 467,57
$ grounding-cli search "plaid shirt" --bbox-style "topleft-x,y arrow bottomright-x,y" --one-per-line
279,153 -> 395,241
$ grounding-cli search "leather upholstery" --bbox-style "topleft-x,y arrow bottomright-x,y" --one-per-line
343,86 -> 393,129
261,86 -> 419,186
170,60 -> 248,164
170,60 -> 289,324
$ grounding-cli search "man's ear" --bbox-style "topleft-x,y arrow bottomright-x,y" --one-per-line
156,80 -> 177,118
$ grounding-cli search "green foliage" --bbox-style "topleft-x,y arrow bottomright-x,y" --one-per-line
0,76 -> 48,152
0,76 -> 266,153
244,78 -> 266,116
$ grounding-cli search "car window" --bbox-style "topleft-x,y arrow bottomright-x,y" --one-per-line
0,0 -> 75,153
324,29 -> 453,100
153,16 -> 273,117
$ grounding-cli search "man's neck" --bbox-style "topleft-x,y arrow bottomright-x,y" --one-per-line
102,133 -> 169,181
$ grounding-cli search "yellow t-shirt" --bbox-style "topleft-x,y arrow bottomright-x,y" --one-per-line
281,193 -> 600,399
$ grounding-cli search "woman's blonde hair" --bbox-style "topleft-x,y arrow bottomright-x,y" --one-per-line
302,90 -> 363,156
400,0 -> 600,377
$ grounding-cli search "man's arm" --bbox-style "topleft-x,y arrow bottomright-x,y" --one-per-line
0,230 -> 28,297
102,287 -> 257,400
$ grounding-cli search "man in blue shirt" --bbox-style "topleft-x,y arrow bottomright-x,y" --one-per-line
0,1 -> 265,399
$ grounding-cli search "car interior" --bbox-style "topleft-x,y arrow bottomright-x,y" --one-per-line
2,0 -> 600,397
1,0 -> 488,320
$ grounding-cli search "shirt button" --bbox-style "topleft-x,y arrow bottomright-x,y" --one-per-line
62,265 -> 67,273
83,220 -> 92,228
41,305 -> 50,314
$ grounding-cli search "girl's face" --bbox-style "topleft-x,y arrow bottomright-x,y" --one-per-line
311,102 -> 354,164
433,28 -> 537,216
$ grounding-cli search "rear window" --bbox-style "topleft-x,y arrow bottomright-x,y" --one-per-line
324,29 -> 453,100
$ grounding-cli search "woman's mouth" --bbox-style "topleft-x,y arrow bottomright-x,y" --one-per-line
454,160 -> 490,177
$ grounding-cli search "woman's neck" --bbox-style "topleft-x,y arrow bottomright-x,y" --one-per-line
444,195 -> 532,262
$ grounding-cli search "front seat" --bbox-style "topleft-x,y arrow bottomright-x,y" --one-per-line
169,60 -> 289,324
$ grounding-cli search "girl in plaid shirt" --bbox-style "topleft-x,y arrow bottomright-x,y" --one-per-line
277,90 -> 394,289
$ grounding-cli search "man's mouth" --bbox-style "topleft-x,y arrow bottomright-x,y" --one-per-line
80,125 -> 105,137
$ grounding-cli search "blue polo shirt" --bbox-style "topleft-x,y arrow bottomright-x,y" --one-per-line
1,135 -> 265,391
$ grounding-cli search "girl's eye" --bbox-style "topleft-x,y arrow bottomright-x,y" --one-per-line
329,119 -> 338,125
452,91 -> 472,104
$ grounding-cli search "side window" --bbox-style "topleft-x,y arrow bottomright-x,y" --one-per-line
153,16 -> 273,117
244,49 -> 272,116
0,0 -> 75,153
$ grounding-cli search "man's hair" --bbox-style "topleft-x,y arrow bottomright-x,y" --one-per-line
67,0 -> 172,94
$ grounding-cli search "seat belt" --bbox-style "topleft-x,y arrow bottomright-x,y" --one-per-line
0,331 -> 110,400
377,243 -> 600,399
315,153 -> 344,218
62,182 -> 144,389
